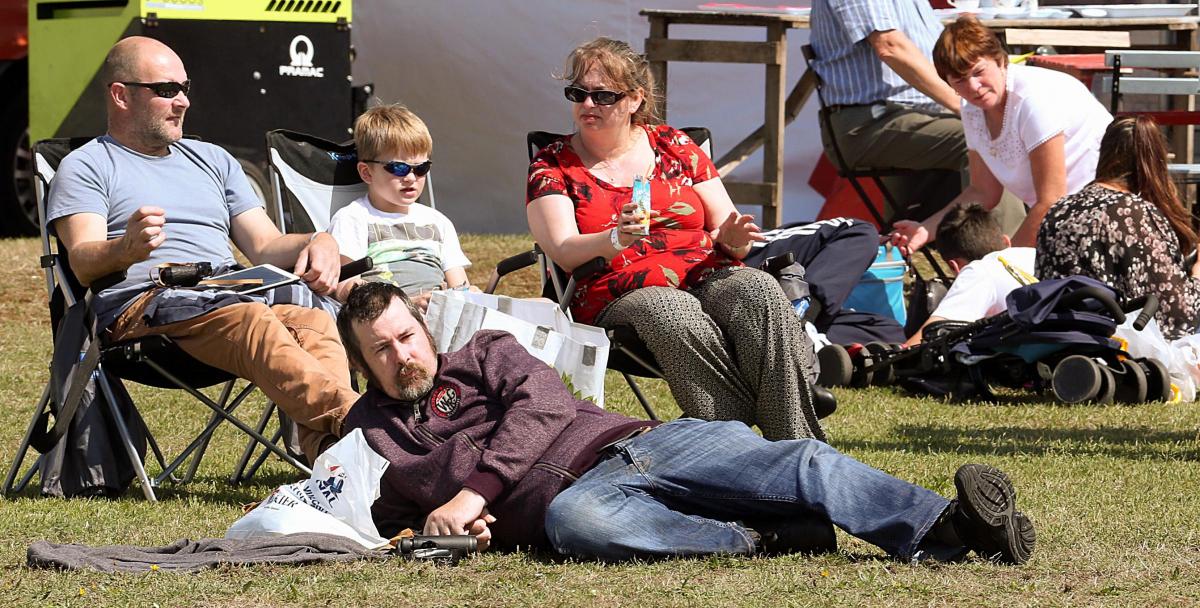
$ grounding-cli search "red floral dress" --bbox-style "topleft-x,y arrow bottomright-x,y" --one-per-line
526,125 -> 742,324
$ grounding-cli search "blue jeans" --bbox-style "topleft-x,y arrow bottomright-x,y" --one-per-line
545,419 -> 952,560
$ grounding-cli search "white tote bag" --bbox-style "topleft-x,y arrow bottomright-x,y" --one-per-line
426,291 -> 610,405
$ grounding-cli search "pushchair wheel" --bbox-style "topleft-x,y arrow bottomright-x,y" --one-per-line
1113,359 -> 1148,404
1096,365 -> 1116,405
1137,357 -> 1172,402
817,345 -> 853,388
1052,355 -> 1102,403
864,342 -> 896,386
848,345 -> 875,388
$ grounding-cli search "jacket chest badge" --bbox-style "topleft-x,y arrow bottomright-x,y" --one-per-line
430,385 -> 460,418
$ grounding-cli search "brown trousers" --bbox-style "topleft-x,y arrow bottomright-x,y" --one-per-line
110,293 -> 358,462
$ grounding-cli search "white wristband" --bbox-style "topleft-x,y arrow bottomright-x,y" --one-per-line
609,227 -> 625,251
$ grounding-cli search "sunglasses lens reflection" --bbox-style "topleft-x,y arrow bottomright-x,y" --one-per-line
384,161 -> 431,177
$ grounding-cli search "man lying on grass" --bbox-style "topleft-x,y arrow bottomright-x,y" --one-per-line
336,282 -> 1036,563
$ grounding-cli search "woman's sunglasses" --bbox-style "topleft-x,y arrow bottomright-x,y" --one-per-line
119,80 -> 192,99
563,85 -> 626,106
363,159 -> 433,178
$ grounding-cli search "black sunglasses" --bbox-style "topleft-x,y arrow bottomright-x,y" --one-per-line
119,80 -> 192,99
563,85 -> 626,106
363,159 -> 433,178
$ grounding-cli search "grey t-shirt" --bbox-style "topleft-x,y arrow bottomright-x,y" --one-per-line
45,135 -> 262,329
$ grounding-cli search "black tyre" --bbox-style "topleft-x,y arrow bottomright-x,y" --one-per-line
816,344 -> 853,388
0,68 -> 36,236
1113,359 -> 1148,404
1052,355 -> 1102,404
864,342 -> 895,386
237,158 -> 277,226
1138,357 -> 1172,402
848,346 -> 875,388
1096,365 -> 1116,405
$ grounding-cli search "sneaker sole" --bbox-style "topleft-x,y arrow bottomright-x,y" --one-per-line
955,464 -> 1036,565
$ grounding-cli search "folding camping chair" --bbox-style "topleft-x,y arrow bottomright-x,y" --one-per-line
266,128 -> 435,235
3,138 -> 311,501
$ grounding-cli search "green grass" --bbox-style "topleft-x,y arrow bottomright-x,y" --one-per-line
1,235 -> 1199,607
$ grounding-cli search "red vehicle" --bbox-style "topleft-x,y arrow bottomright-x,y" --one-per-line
0,0 -> 28,235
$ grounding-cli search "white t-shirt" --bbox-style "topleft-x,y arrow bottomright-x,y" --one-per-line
962,64 -> 1111,205
932,247 -> 1036,322
328,195 -> 470,294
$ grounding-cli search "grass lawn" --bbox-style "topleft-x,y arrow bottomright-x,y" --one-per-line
0,234 -> 1198,607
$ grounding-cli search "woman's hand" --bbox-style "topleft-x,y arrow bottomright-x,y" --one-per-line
614,201 -> 656,248
710,211 -> 765,256
890,220 -> 930,254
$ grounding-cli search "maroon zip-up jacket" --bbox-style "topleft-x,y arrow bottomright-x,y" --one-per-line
342,330 -> 654,549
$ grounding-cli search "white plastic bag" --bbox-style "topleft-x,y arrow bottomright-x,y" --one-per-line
1114,313 -> 1194,402
426,291 -> 610,405
225,429 -> 390,549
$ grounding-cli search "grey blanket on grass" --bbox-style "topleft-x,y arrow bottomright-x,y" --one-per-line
27,533 -> 387,573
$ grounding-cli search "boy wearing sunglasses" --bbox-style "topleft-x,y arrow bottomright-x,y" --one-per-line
329,104 -> 472,308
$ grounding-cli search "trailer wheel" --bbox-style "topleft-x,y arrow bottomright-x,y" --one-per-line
237,158 -> 277,227
0,79 -> 36,236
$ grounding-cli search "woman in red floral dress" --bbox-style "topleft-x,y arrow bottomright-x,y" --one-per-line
526,37 -> 824,441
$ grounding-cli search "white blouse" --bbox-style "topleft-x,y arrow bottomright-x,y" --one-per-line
962,64 -> 1112,205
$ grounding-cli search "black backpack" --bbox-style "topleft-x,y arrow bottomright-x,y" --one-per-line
30,294 -> 147,498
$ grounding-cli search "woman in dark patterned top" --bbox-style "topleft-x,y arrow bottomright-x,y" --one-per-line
525,37 -> 824,442
1036,116 -> 1200,339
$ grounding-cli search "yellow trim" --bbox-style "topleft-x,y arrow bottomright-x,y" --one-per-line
997,255 -> 1038,286
139,0 -> 351,23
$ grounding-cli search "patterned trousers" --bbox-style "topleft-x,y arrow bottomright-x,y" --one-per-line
595,267 -> 825,442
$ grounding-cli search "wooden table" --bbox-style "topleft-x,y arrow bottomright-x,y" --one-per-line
641,9 -> 1200,227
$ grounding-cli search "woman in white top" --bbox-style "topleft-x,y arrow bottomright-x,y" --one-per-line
890,16 -> 1111,252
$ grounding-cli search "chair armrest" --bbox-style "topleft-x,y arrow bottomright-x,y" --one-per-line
340,256 -> 373,280
571,257 -> 609,282
484,249 -> 540,295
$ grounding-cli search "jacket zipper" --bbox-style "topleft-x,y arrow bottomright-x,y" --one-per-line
533,462 -> 579,482
414,425 -> 445,446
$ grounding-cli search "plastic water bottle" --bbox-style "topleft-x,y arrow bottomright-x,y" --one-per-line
792,296 -> 810,319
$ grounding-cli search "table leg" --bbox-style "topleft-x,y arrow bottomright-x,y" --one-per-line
762,22 -> 786,229
647,17 -> 669,123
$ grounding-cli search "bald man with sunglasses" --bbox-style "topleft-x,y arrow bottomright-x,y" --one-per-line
46,37 -> 360,461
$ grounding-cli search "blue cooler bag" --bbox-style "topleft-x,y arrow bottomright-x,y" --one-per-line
844,245 -> 907,326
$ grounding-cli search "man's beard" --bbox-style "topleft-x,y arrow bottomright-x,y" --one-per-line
391,360 -> 434,401
135,112 -> 184,148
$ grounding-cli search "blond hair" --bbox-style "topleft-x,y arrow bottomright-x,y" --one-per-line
353,103 -> 432,161
561,37 -> 660,126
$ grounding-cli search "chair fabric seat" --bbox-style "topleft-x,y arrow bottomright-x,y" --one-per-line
102,335 -> 235,390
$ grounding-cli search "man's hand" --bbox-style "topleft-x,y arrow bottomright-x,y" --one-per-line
119,206 -> 167,265
466,511 -> 497,552
294,232 -> 340,295
424,488 -> 488,536
890,220 -> 930,254
411,290 -> 434,311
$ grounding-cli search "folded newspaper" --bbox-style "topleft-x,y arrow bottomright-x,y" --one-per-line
425,291 -> 610,406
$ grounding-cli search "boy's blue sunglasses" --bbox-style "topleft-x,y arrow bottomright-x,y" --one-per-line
363,159 -> 433,178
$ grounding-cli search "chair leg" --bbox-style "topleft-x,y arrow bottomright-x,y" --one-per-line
142,360 -> 312,477
242,426 -> 286,483
3,382 -> 53,496
230,401 -> 278,485
95,372 -> 157,501
180,381 -> 237,483
621,372 -> 659,421
157,381 -> 257,485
